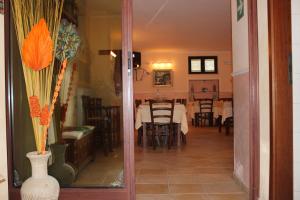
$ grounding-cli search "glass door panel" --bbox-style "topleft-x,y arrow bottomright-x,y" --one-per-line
9,0 -> 133,196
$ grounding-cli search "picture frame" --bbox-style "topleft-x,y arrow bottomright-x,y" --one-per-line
153,70 -> 173,87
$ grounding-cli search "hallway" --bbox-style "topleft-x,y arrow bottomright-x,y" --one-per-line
135,126 -> 248,200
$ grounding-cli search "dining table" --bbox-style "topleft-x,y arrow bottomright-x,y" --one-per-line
135,103 -> 188,148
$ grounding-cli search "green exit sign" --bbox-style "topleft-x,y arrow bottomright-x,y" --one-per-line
237,0 -> 244,21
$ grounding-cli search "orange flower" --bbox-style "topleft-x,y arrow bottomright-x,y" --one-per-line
29,96 -> 41,118
22,19 -> 53,71
40,105 -> 50,126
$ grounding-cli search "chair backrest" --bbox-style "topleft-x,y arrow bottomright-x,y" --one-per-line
219,98 -> 233,108
82,95 -> 90,124
176,99 -> 187,106
82,97 -> 103,126
149,99 -> 175,124
198,99 -> 213,113
135,99 -> 142,108
219,98 -> 233,102
87,98 -> 102,119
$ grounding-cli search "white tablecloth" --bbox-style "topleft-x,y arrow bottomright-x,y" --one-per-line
135,104 -> 189,134
187,101 -> 233,123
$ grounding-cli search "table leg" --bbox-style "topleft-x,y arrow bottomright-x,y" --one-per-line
177,124 -> 181,147
143,123 -> 147,149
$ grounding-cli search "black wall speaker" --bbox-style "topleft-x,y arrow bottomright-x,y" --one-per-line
133,52 -> 141,68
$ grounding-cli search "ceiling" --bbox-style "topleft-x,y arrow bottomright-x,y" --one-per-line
133,0 -> 232,52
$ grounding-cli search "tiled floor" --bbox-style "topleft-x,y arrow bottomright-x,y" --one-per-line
135,126 -> 248,200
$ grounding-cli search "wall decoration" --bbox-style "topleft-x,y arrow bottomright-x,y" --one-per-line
189,80 -> 219,100
0,0 -> 4,15
56,19 -> 81,61
237,0 -> 244,21
153,70 -> 173,87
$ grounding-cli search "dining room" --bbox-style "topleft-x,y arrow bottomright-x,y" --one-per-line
133,0 -> 249,199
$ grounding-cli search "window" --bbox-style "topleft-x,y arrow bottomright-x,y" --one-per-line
188,56 -> 218,74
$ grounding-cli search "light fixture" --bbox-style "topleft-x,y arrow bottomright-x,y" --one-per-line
110,51 -> 117,58
152,62 -> 173,70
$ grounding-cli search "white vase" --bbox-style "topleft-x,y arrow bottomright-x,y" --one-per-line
21,151 -> 60,200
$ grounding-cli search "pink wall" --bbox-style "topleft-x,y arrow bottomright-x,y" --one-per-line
133,50 -> 233,101
233,72 -> 250,188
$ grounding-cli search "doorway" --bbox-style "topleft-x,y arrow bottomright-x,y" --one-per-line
133,0 -> 248,199
3,0 -> 293,199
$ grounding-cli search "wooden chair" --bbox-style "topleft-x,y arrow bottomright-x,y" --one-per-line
81,95 -> 90,125
218,98 -> 234,135
135,99 -> 142,108
195,99 -> 213,127
149,99 -> 175,149
176,98 -> 187,106
104,106 -> 121,147
82,96 -> 113,155
224,116 -> 234,135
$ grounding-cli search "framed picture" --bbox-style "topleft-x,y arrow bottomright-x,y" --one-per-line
0,0 -> 4,15
237,0 -> 244,21
188,56 -> 218,74
153,70 -> 173,87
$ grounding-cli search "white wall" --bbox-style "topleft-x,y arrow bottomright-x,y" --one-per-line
292,0 -> 300,199
257,0 -> 270,200
0,14 -> 9,200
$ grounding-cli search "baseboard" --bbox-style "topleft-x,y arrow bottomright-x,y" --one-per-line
232,172 -> 250,196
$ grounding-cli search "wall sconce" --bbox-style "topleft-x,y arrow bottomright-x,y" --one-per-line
152,62 -> 173,70
110,51 -> 117,58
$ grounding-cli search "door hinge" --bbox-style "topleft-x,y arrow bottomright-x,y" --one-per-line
288,53 -> 293,85
128,51 -> 132,76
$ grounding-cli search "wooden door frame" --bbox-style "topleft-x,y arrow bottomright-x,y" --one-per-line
4,0 -> 135,199
268,0 -> 293,199
248,0 -> 294,199
4,0 -> 294,199
248,0 -> 260,199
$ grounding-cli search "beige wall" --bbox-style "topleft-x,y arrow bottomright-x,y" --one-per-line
0,14 -> 9,200
231,0 -> 250,189
257,0 -> 270,200
86,15 -> 122,106
133,50 -> 233,100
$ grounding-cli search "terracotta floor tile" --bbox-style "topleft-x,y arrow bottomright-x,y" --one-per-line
136,184 -> 169,194
139,169 -> 168,176
201,182 -> 243,194
136,175 -> 169,184
168,174 -> 233,184
172,194 -> 209,200
206,193 -> 248,200
136,194 -> 174,200
135,126 -> 247,198
169,184 -> 205,194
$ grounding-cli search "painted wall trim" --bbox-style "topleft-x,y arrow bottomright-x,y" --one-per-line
232,68 -> 250,77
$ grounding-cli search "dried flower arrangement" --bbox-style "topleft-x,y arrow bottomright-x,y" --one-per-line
11,0 -> 66,154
